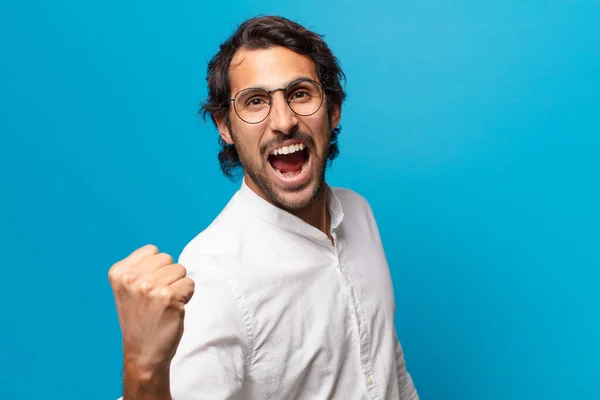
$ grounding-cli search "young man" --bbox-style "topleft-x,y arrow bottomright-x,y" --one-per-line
109,16 -> 419,400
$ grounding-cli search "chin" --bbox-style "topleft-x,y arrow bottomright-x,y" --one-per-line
269,178 -> 322,211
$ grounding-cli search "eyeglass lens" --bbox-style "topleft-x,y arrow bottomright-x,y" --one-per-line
233,80 -> 323,124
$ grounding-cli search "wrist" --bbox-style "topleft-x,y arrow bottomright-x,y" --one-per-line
124,355 -> 170,378
123,357 -> 171,400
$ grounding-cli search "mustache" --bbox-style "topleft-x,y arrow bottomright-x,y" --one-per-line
261,131 -> 316,156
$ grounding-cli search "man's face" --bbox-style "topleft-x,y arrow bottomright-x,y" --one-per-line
216,46 -> 341,210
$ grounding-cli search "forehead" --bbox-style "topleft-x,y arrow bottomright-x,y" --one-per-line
229,46 -> 319,93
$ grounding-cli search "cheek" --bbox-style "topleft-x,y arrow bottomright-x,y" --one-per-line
231,123 -> 266,154
303,114 -> 331,144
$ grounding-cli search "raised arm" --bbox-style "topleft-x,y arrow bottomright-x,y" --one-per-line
109,245 -> 249,400
109,244 -> 195,400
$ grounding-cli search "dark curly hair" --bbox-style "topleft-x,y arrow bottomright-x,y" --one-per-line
199,15 -> 347,179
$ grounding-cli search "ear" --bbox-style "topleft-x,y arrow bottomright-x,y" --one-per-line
215,112 -> 234,145
329,102 -> 342,131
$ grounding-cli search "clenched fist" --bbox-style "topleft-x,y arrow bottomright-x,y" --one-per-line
108,244 -> 195,376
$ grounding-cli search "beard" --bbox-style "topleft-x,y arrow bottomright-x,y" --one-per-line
231,128 -> 331,211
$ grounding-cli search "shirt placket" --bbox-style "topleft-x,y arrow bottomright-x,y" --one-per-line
331,231 -> 382,400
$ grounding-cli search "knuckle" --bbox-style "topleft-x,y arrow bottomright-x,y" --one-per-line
108,267 -> 118,284
144,244 -> 159,254
108,259 -> 126,283
150,252 -> 173,267
158,252 -> 174,265
108,270 -> 137,287
121,271 -> 137,286
174,263 -> 187,277
157,287 -> 175,303
134,280 -> 155,294
128,244 -> 158,261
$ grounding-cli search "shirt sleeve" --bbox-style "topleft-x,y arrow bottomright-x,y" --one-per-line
114,262 -> 249,400
395,331 -> 419,400
168,257 -> 252,400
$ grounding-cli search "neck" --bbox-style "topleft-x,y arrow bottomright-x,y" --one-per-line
243,175 -> 331,237
288,184 -> 330,236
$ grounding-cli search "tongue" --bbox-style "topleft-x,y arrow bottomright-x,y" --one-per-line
270,151 -> 305,173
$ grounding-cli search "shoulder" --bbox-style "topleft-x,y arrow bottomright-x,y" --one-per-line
331,186 -> 384,242
331,186 -> 376,219
178,190 -> 249,268
174,194 -> 253,339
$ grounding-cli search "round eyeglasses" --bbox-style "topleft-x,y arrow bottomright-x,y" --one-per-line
229,78 -> 325,124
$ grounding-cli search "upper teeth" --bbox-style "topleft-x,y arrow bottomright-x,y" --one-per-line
271,143 -> 305,156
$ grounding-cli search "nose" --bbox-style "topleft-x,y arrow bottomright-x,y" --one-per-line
268,90 -> 299,135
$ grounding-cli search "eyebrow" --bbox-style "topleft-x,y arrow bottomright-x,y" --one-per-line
245,75 -> 316,92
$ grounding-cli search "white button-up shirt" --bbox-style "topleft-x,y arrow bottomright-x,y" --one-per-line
121,181 -> 419,399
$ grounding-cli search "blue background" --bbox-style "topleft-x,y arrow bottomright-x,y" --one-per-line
1,1 -> 598,399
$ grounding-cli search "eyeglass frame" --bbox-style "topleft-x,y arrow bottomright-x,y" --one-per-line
228,78 -> 325,124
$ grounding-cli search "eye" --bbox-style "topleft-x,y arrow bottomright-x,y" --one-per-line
246,97 -> 267,107
289,90 -> 311,101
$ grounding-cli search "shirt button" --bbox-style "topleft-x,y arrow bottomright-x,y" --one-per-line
366,376 -> 373,385
356,315 -> 361,324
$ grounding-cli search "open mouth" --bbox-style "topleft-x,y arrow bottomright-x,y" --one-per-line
268,142 -> 310,181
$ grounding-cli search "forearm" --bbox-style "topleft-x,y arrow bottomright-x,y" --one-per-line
123,360 -> 171,400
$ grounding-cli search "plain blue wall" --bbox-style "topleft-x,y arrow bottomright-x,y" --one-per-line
1,1 -> 598,399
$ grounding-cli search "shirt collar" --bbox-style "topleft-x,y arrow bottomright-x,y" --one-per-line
238,178 -> 344,240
